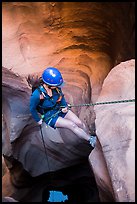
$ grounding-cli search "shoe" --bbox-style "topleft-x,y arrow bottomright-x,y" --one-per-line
89,135 -> 96,148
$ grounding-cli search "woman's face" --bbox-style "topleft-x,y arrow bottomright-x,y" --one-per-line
43,83 -> 56,89
50,86 -> 56,89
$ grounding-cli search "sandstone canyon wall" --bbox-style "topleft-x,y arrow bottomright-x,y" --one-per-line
2,2 -> 135,202
89,60 -> 135,202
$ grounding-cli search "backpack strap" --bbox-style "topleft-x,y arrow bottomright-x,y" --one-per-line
55,87 -> 63,102
37,86 -> 47,98
36,86 -> 47,113
36,86 -> 47,107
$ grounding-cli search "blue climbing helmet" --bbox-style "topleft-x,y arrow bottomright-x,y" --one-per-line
42,67 -> 64,87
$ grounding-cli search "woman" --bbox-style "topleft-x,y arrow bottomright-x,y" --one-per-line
28,67 -> 96,147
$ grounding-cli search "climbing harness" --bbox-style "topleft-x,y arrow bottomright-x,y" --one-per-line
41,109 -> 62,125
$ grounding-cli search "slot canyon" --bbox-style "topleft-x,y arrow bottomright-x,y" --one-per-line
2,2 -> 135,202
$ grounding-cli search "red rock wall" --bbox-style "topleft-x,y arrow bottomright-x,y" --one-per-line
89,60 -> 135,202
2,2 -> 135,202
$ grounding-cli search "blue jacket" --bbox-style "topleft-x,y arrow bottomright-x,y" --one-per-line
30,86 -> 68,123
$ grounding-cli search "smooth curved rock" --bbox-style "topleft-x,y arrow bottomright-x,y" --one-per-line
2,196 -> 18,202
2,2 -> 135,202
2,67 -> 93,177
89,59 -> 135,202
2,2 -> 135,104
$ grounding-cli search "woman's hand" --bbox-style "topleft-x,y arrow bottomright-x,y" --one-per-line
61,107 -> 68,113
37,119 -> 43,125
40,94 -> 44,100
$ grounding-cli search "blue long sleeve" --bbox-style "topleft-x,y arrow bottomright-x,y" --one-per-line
30,86 -> 68,123
30,92 -> 41,122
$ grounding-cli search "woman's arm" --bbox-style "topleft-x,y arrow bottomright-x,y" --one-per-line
59,89 -> 69,113
30,93 -> 41,123
60,90 -> 68,107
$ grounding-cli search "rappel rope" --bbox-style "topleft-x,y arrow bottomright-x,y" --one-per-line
63,98 -> 135,108
39,98 -> 135,201
42,99 -> 135,122
39,125 -> 51,172
40,125 -> 56,201
40,98 -> 135,151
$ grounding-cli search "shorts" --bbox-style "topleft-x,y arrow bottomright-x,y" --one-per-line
44,111 -> 67,129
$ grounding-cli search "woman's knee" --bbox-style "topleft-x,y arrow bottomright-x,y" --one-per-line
69,121 -> 78,130
77,120 -> 84,128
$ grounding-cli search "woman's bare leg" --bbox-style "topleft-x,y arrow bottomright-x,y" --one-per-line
55,116 -> 90,141
64,110 -> 89,133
